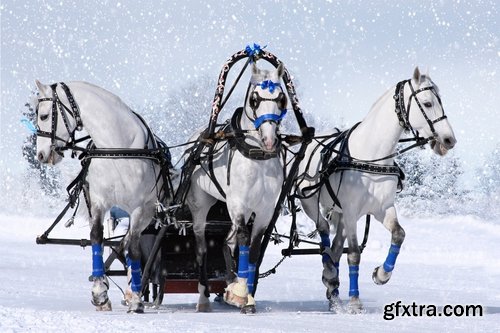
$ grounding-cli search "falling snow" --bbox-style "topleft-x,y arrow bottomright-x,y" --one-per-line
0,0 -> 499,330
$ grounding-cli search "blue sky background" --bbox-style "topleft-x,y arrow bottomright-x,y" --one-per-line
1,0 -> 498,190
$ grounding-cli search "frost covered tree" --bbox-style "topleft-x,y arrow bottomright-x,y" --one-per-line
21,102 -> 62,199
476,144 -> 500,197
396,147 -> 466,215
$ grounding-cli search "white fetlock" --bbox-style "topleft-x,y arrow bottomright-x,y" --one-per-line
91,276 -> 110,310
196,283 -> 212,312
121,287 -> 133,306
347,296 -> 365,314
196,302 -> 212,312
224,282 -> 248,308
231,282 -> 249,298
127,292 -> 145,313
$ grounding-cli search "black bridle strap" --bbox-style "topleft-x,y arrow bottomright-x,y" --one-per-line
397,79 -> 448,139
36,83 -> 83,154
59,82 -> 83,130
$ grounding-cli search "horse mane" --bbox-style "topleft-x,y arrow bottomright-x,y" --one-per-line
370,85 -> 394,111
369,74 -> 439,113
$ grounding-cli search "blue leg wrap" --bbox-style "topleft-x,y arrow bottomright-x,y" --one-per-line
130,259 -> 142,293
383,244 -> 401,273
92,244 -> 104,277
348,265 -> 359,297
237,246 -> 249,279
247,263 -> 256,294
320,233 -> 331,263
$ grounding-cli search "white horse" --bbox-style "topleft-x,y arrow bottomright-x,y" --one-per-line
186,63 -> 287,313
296,68 -> 456,313
34,80 -> 172,313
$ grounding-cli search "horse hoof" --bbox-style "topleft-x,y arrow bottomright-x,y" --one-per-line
347,297 -> 364,315
196,302 -> 212,312
328,295 -> 343,313
241,304 -> 256,314
127,302 -> 145,314
372,266 -> 392,285
94,299 -> 112,311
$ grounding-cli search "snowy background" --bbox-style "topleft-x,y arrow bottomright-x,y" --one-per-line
0,0 -> 499,331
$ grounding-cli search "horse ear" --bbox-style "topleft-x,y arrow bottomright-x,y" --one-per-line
35,79 -> 49,95
413,67 -> 421,85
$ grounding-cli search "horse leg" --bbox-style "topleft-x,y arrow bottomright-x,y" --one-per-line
326,214 -> 345,313
224,214 -> 250,309
125,231 -> 145,313
301,197 -> 343,311
222,223 -> 238,286
300,197 -> 338,302
193,207 -> 212,312
90,210 -> 112,311
372,207 -> 405,285
241,226 -> 267,314
124,207 -> 155,313
344,220 -> 364,314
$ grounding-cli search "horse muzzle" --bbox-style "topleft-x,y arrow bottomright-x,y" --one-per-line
37,150 -> 63,165
430,135 -> 457,156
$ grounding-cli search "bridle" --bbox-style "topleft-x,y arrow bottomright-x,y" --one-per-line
244,80 -> 288,130
394,78 -> 448,140
36,83 -> 84,156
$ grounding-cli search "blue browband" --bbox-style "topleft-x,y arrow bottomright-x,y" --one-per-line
254,109 -> 287,129
260,80 -> 280,93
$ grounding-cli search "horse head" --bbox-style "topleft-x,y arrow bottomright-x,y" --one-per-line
406,67 -> 457,156
34,80 -> 77,164
245,63 -> 287,152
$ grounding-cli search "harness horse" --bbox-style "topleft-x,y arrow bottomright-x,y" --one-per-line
185,63 -> 287,313
34,80 -> 173,313
295,68 -> 456,313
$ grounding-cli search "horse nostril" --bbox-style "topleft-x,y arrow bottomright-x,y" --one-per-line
38,152 -> 45,162
443,137 -> 456,149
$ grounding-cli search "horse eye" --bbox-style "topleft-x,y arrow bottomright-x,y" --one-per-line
249,92 -> 259,109
423,102 -> 432,108
40,114 -> 49,121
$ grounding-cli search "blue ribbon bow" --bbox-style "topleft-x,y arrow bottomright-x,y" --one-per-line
260,80 -> 281,94
21,117 -> 37,134
245,43 -> 262,57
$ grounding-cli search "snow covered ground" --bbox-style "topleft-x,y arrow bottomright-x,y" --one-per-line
1,213 -> 498,332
